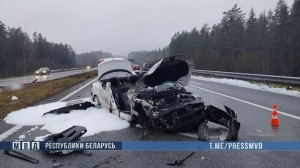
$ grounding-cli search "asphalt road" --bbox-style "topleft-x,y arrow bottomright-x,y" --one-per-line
1,76 -> 300,167
0,68 -> 93,88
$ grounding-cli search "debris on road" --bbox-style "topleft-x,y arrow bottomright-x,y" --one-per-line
52,160 -> 63,167
43,126 -> 87,155
82,151 -> 93,156
42,100 -> 95,116
135,124 -> 143,128
18,135 -> 25,141
4,150 -> 39,164
166,152 -> 195,166
12,95 -> 18,101
32,79 -> 38,83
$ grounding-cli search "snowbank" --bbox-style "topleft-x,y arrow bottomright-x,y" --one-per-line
192,76 -> 300,98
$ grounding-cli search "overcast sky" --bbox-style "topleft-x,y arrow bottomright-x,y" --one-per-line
0,0 -> 294,56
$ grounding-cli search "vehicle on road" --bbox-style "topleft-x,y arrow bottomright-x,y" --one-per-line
89,55 -> 240,140
132,64 -> 140,74
36,67 -> 50,75
140,63 -> 153,73
43,55 -> 240,141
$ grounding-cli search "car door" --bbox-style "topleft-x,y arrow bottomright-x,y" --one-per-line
93,81 -> 113,110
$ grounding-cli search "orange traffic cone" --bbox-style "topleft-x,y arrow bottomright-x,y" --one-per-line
271,104 -> 279,126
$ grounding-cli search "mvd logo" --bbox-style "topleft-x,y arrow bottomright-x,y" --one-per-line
12,142 -> 40,150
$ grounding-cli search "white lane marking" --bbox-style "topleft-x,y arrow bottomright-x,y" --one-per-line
189,84 -> 300,121
0,126 -> 23,141
0,77 -> 97,141
58,78 -> 97,101
178,132 -> 199,139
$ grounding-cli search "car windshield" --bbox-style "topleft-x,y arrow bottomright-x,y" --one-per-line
39,68 -> 48,71
145,64 -> 152,68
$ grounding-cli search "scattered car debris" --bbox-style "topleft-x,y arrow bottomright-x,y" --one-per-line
135,124 -> 143,128
166,151 -> 195,166
82,150 -> 93,156
12,95 -> 18,101
52,160 -> 63,167
4,150 -> 39,164
42,100 -> 95,116
32,79 -> 38,83
18,135 -> 25,141
43,126 -> 87,154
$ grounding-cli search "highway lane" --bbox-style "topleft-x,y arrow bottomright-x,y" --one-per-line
1,77 -> 300,167
0,68 -> 93,88
189,78 -> 300,118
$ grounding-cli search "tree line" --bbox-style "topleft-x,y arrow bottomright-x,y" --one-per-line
128,46 -> 169,65
130,0 -> 300,77
75,51 -> 113,67
0,21 -> 76,78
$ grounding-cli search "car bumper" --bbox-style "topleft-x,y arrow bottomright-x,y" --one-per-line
165,110 -> 206,132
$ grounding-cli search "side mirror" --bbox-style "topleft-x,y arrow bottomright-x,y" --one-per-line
106,82 -> 111,90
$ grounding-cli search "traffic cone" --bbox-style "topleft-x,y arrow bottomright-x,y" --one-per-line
271,104 -> 279,126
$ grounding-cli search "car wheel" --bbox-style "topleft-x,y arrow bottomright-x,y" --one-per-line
226,120 -> 239,141
198,121 -> 209,141
93,96 -> 100,105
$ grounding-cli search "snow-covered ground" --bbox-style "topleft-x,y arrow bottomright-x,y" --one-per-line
192,76 -> 300,98
4,101 -> 130,137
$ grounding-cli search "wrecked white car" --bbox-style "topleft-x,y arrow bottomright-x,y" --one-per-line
44,55 -> 240,141
91,55 -> 240,140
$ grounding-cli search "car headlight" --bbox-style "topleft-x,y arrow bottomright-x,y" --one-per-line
43,71 -> 46,73
36,71 -> 38,73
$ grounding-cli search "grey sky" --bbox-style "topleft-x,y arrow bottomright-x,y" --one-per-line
0,0 -> 294,56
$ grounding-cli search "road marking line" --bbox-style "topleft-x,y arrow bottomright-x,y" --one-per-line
189,84 -> 300,121
58,78 -> 97,101
0,77 -> 97,141
0,126 -> 23,141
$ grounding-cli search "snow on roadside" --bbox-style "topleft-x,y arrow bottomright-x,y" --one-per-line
192,76 -> 300,98
4,102 -> 130,137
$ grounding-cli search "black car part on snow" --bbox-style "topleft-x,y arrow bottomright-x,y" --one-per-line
43,100 -> 95,116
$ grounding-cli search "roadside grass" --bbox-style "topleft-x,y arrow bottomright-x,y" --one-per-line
0,70 -> 97,119
192,73 -> 300,92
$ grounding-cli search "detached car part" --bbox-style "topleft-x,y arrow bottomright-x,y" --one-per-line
43,100 -> 95,116
198,105 -> 240,141
43,126 -> 87,154
4,150 -> 39,164
166,152 -> 195,166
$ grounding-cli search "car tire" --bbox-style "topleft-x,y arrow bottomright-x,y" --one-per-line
93,96 -> 100,105
198,121 -> 209,141
226,120 -> 239,141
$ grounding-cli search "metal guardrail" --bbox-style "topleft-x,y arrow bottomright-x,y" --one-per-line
193,70 -> 300,87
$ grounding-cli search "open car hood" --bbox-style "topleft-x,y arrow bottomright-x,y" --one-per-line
135,55 -> 194,92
